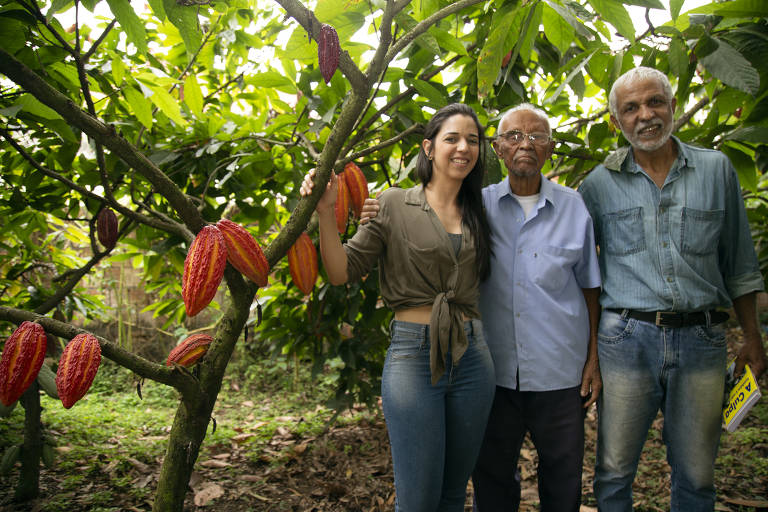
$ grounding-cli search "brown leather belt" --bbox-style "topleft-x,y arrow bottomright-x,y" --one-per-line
607,309 -> 729,328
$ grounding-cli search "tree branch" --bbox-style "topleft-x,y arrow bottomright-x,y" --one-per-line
344,123 -> 423,164
673,89 -> 721,132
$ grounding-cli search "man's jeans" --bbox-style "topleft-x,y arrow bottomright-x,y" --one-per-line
594,310 -> 727,512
382,319 -> 495,512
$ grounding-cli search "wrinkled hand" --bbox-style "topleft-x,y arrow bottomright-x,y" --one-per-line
735,333 -> 768,379
300,168 -> 338,213
359,197 -> 380,225
580,354 -> 602,409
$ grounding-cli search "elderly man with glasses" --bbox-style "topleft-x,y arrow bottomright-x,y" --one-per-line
470,103 -> 601,511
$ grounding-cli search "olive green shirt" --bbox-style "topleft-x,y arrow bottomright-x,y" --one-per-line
344,185 -> 481,384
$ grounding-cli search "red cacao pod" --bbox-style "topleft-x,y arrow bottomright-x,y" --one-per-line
55,333 -> 101,409
317,23 -> 340,84
343,162 -> 368,218
216,219 -> 269,287
287,232 -> 318,295
335,175 -> 351,233
166,333 -> 213,367
0,321 -> 47,406
97,208 -> 118,250
182,226 -> 228,317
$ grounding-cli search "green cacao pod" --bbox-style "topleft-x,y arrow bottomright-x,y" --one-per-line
182,225 -> 228,317
287,232 -> 318,296
216,219 -> 269,287
166,333 -> 213,367
97,208 -> 118,250
0,321 -> 47,406
56,333 -> 101,409
36,363 -> 59,399
0,445 -> 20,475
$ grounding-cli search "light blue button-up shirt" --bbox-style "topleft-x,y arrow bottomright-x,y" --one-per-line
479,178 -> 601,392
579,137 -> 764,312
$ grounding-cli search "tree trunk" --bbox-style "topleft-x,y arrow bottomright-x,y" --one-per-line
16,383 -> 42,501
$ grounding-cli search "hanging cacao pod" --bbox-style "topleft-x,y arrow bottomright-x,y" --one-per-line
166,333 -> 213,367
343,162 -> 369,218
182,225 -> 228,317
55,333 -> 101,409
216,219 -> 270,287
97,208 -> 118,250
317,23 -> 340,84
335,174 -> 351,233
0,321 -> 47,406
287,232 -> 318,295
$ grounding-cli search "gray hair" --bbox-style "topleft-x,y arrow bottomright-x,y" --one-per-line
608,67 -> 674,116
498,103 -> 552,136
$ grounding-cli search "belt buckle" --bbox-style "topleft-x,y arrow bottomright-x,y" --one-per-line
655,311 -> 678,327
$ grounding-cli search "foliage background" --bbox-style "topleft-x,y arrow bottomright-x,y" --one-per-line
0,0 -> 766,411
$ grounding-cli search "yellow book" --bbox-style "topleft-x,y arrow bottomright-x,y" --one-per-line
722,363 -> 761,432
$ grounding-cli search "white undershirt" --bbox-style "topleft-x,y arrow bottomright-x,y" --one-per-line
511,192 -> 540,219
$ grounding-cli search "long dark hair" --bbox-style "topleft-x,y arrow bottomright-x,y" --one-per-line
416,103 -> 493,281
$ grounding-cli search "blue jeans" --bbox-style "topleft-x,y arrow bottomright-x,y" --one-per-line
382,319 -> 496,512
594,310 -> 727,512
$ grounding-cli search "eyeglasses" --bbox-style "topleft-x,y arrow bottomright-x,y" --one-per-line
497,131 -> 551,146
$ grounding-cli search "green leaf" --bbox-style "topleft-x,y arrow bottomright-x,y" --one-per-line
16,94 -> 63,120
250,71 -> 296,93
542,4 -> 575,56
724,126 -> 768,143
147,85 -> 186,126
544,49 -> 599,104
430,27 -> 468,56
669,0 -> 685,20
477,5 -> 521,98
147,0 -> 166,20
0,18 -> 28,56
183,74 -> 203,117
105,0 -> 148,55
46,0 -> 72,20
413,80 -> 447,108
698,37 -> 760,96
622,0 -> 664,8
124,86 -> 153,129
162,0 -> 202,61
543,0 -> 593,39
668,37 -> 689,79
690,0 -> 768,18
587,0 -> 635,42
722,143 -> 757,192
111,55 -> 125,85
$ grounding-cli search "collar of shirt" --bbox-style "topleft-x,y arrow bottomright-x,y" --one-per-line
490,175 -> 556,214
603,136 -> 694,175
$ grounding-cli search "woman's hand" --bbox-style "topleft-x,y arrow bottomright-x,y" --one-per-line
300,168 -> 338,214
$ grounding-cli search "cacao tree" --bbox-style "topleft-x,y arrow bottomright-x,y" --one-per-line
0,0 -> 766,510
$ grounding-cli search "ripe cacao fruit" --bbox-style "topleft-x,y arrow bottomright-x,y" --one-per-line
335,174 -> 351,233
56,333 -> 101,409
216,219 -> 269,287
0,321 -> 47,406
97,208 -> 118,250
166,333 -> 213,367
182,225 -> 228,317
343,162 -> 368,218
287,232 -> 318,295
317,23 -> 340,84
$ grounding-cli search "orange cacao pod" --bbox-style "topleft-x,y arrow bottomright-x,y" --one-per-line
182,226 -> 228,317
335,174 -> 351,233
287,232 -> 318,295
166,333 -> 213,367
216,219 -> 269,287
97,208 -> 118,250
343,162 -> 368,218
317,23 -> 340,84
55,333 -> 101,409
0,321 -> 47,406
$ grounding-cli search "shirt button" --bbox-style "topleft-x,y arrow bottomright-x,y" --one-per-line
516,313 -> 520,318
667,277 -> 673,282
662,242 -> 668,248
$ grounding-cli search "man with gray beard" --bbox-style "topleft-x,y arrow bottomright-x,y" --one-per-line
579,66 -> 767,512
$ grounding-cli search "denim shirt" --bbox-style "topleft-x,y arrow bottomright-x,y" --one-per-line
579,137 -> 764,312
479,178 -> 601,391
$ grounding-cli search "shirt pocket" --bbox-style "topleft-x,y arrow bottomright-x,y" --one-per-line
532,245 -> 581,292
601,207 -> 645,256
679,207 -> 724,256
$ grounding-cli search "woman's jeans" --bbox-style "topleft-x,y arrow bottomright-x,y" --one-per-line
594,310 -> 727,512
382,319 -> 495,512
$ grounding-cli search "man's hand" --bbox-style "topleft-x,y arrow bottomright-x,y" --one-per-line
299,168 -> 338,214
580,352 -> 602,409
359,197 -> 380,225
735,332 -> 767,379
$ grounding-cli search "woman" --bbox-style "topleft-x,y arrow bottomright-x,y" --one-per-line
300,103 -> 495,511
